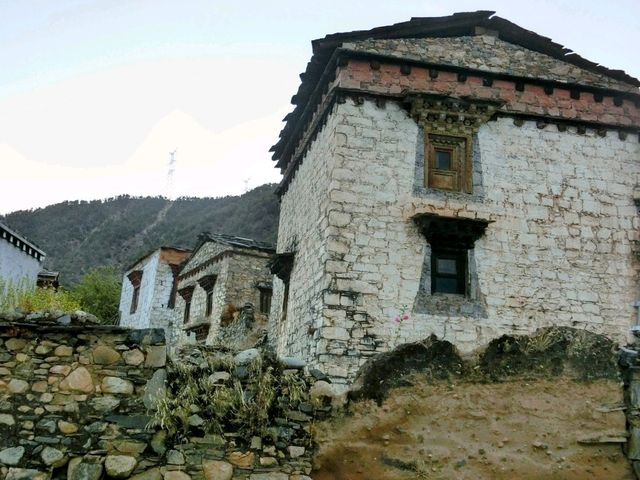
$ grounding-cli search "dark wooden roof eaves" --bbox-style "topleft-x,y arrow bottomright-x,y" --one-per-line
271,11 -> 639,173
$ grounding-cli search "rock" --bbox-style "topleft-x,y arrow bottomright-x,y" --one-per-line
36,419 -> 57,434
310,380 -> 347,408
202,460 -> 233,480
145,346 -> 166,368
8,379 -> 29,394
105,455 -> 137,478
85,422 -> 107,433
69,462 -> 103,480
130,468 -> 162,480
309,368 -> 330,382
58,420 -> 78,434
67,458 -> 82,480
0,446 -> 25,466
5,468 -> 49,480
40,447 -> 67,467
101,377 -> 134,395
104,415 -> 150,429
0,414 -> 15,426
92,346 -> 121,365
166,450 -> 185,465
56,315 -> 71,326
31,381 -> 48,393
143,369 -> 166,410
127,329 -> 165,346
54,346 -> 73,357
234,349 -> 260,366
248,474 -> 288,480
59,367 -> 94,393
208,371 -> 230,384
290,476 -> 313,480
259,457 -> 278,466
150,430 -> 167,455
71,310 -> 99,324
288,446 -> 305,458
5,339 -> 27,352
50,365 -> 71,376
279,356 -> 306,369
90,395 -> 120,412
227,451 -> 255,469
250,436 -> 262,450
188,414 -> 204,427
123,349 -> 145,366
163,472 -> 190,480
113,440 -> 147,455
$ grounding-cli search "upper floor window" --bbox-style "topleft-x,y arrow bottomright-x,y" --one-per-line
178,286 -> 195,323
198,275 -> 217,317
425,133 -> 471,193
127,270 -> 143,314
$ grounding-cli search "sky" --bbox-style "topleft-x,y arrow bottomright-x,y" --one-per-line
1,0 -> 638,214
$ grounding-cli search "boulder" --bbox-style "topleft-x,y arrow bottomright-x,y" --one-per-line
233,349 -> 260,366
0,446 -> 25,466
105,455 -> 137,478
202,460 -> 233,480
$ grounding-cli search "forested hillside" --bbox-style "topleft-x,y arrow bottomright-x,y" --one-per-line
3,184 -> 280,286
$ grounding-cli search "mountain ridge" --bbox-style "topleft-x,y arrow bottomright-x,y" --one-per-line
3,184 -> 280,286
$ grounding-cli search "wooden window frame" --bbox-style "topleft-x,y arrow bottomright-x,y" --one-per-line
431,248 -> 467,295
178,286 -> 195,324
425,133 -> 472,193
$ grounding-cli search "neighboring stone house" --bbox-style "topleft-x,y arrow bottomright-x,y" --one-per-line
173,233 -> 274,344
0,221 -> 46,290
268,12 -> 640,383
118,247 -> 191,341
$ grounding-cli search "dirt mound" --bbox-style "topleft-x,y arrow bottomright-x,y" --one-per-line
479,327 -> 619,381
349,335 -> 464,404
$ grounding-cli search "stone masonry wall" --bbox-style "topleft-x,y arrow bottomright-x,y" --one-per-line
275,97 -> 640,383
0,316 -> 167,479
0,314 -> 320,480
269,105 -> 342,363
119,252 -> 160,330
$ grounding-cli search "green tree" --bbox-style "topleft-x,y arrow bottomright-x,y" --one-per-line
72,266 -> 121,324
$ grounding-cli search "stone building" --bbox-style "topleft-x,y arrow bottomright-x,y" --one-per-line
173,233 -> 275,344
268,11 -> 640,383
0,221 -> 46,290
118,246 -> 192,337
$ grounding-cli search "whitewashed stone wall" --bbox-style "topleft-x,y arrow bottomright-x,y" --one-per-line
0,240 -> 42,290
273,98 -> 640,383
269,107 -> 343,362
118,251 -> 160,329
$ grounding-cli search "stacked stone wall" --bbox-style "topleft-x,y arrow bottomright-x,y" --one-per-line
269,105 -> 344,362
0,315 -> 321,480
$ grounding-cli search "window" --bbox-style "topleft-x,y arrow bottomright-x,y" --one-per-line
413,214 -> 489,297
425,133 -> 471,193
178,286 -> 195,324
198,275 -> 216,317
127,271 -> 143,314
189,324 -> 210,343
257,285 -> 272,315
431,249 -> 467,295
270,252 -> 294,322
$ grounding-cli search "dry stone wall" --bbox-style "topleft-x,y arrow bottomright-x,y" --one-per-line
0,312 -> 325,480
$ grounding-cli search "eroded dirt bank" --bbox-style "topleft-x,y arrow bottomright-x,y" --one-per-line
311,328 -> 630,479
313,377 -> 629,479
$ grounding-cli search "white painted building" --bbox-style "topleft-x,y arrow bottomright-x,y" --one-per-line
118,247 -> 191,343
268,12 -> 640,383
0,221 -> 46,291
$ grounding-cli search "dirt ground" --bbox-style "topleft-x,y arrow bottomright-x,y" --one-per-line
312,376 -> 631,480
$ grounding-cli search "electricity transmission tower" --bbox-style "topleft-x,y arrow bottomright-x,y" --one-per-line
165,149 -> 177,200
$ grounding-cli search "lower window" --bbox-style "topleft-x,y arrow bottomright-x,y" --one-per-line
431,249 -> 467,295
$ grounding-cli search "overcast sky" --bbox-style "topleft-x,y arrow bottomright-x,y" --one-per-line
1,0 -> 638,214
